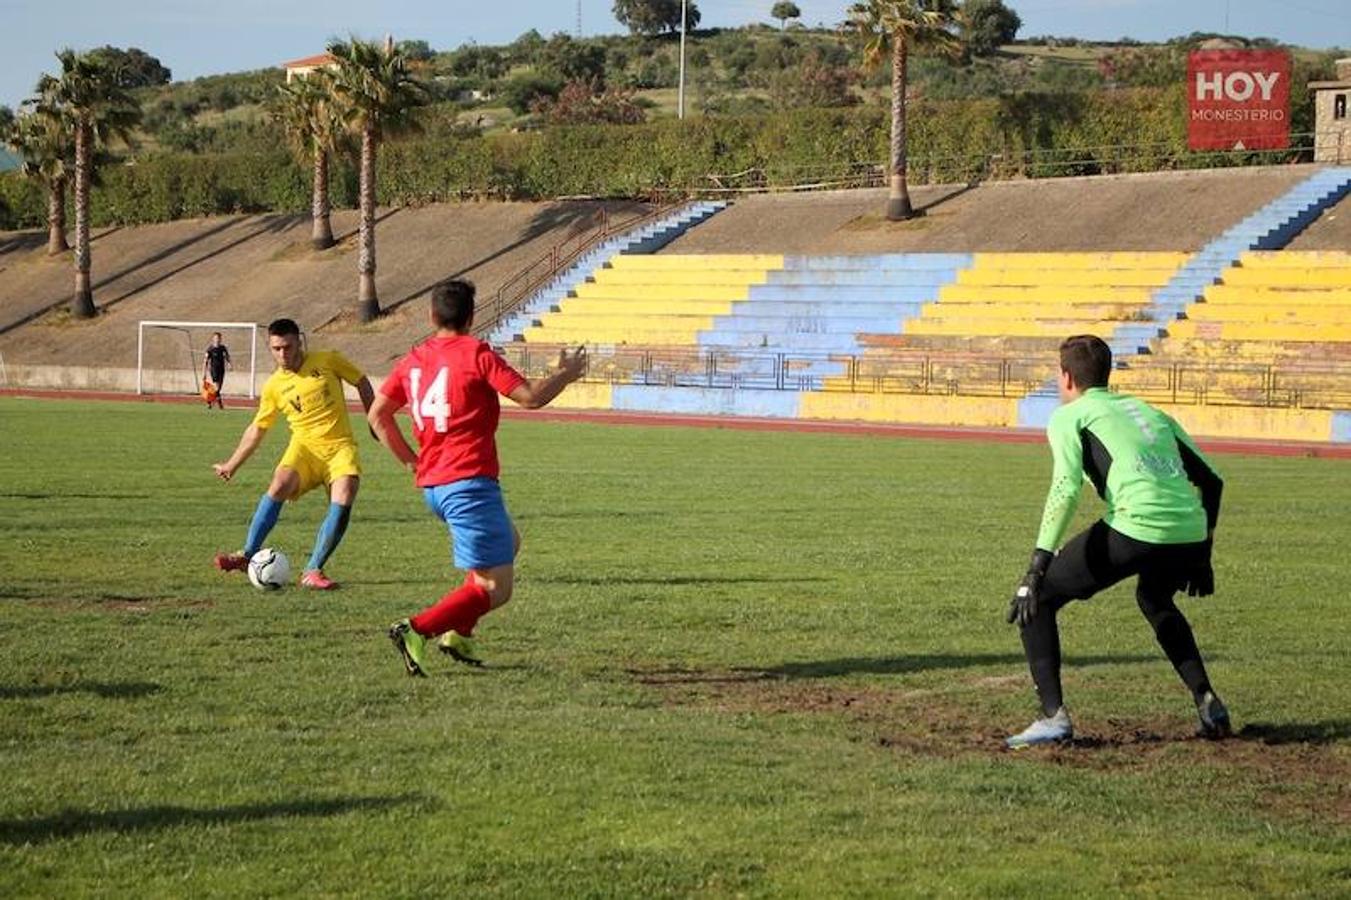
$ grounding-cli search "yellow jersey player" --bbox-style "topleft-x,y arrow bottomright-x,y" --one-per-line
211,318 -> 375,590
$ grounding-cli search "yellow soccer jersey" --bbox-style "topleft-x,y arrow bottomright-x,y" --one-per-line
252,350 -> 364,445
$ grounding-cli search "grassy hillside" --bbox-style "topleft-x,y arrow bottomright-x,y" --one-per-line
120,28 -> 1345,153
1,28 -> 1341,229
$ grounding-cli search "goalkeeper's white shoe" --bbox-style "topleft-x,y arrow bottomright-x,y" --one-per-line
1196,691 -> 1232,739
1006,707 -> 1073,749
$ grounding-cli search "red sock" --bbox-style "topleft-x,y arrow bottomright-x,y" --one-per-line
410,580 -> 491,638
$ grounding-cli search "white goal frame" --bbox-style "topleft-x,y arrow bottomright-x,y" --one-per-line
136,320 -> 259,399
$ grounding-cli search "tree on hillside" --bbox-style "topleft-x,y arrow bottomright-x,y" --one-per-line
531,79 -> 646,125
772,1 -> 802,29
955,0 -> 1020,58
501,73 -> 563,115
449,44 -> 508,81
35,49 -> 140,318
272,72 -> 348,251
755,49 -> 859,109
1098,45 -> 1185,88
507,29 -> 547,66
397,40 -> 435,62
86,46 -> 172,88
3,105 -> 74,255
849,0 -> 960,221
327,37 -> 429,322
613,0 -> 700,36
540,34 -> 609,86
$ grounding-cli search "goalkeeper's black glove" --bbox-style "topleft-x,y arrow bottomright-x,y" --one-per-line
1179,537 -> 1215,598
1007,549 -> 1054,627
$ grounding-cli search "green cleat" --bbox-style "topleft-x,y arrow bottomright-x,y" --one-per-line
438,631 -> 484,668
388,620 -> 428,677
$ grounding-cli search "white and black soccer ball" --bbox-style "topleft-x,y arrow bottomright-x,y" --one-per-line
247,548 -> 291,590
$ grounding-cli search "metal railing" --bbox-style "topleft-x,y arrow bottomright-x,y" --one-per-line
681,133 -> 1325,196
500,342 -> 1351,410
473,199 -> 687,338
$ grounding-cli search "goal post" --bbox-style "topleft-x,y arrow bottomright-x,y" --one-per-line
136,320 -> 259,399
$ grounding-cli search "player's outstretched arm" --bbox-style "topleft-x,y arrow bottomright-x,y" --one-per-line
367,393 -> 417,472
212,423 -> 267,481
353,375 -> 382,441
354,376 -> 376,416
508,346 -> 587,410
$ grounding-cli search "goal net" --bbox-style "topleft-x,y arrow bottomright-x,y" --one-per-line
136,320 -> 259,399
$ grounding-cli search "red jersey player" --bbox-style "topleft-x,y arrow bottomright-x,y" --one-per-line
368,280 -> 587,676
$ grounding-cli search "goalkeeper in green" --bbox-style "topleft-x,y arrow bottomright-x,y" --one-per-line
1005,335 -> 1230,749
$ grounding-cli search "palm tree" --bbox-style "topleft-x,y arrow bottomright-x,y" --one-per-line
4,105 -> 73,255
272,72 -> 348,250
848,1 -> 959,221
36,49 -> 140,318
327,38 -> 428,322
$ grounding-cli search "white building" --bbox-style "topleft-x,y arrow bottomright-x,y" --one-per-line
1310,59 -> 1351,164
280,53 -> 338,84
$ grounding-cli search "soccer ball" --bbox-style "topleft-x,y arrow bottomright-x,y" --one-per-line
247,548 -> 291,590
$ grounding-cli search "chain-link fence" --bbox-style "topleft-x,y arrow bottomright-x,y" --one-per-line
668,133 -> 1323,196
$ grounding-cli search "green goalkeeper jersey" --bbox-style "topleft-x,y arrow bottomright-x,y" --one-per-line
1036,387 -> 1223,551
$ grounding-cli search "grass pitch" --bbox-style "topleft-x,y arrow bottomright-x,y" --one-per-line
0,397 -> 1348,897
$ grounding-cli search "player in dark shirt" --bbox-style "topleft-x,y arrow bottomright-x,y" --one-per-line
202,332 -> 232,410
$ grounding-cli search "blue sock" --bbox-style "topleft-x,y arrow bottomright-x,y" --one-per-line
243,494 -> 284,557
307,503 -> 352,572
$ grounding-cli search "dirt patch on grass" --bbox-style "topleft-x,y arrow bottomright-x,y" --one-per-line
18,596 -> 217,614
0,678 -> 164,700
630,665 -> 923,716
628,665 -> 1351,824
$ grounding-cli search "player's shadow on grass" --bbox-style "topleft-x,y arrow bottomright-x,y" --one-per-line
1238,721 -> 1351,746
0,681 -> 163,700
748,653 -> 1158,679
0,794 -> 427,845
0,491 -> 151,501
533,575 -> 829,587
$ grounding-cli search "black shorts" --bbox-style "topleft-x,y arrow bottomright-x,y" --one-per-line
208,366 -> 225,387
1042,520 -> 1206,609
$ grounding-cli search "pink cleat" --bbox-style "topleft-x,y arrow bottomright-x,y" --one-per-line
300,569 -> 339,590
214,552 -> 248,572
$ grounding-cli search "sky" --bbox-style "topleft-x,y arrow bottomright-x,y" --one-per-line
1,0 -> 1348,110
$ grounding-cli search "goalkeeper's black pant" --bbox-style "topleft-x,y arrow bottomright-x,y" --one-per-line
1020,520 -> 1215,717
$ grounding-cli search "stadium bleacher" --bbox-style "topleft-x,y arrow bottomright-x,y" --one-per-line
488,168 -> 1351,442
1114,251 -> 1351,411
